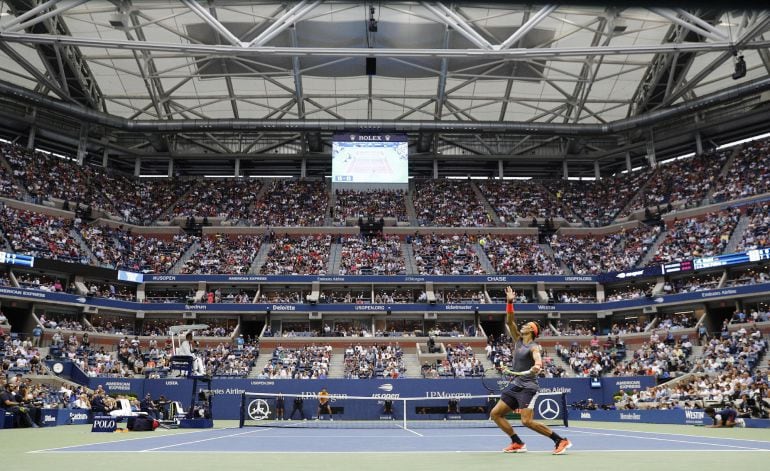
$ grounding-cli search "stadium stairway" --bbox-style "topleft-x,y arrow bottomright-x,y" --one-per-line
244,181 -> 271,226
473,243 -> 495,273
540,243 -> 571,274
402,352 -> 424,378
248,242 -> 272,274
544,347 -> 573,376
70,229 -> 99,265
470,181 -> 504,226
325,185 -> 335,226
703,147 -> 741,205
617,170 -> 657,219
328,351 -> 347,378
328,242 -> 342,274
405,180 -> 418,225
170,240 -> 200,274
155,186 -> 194,223
0,226 -> 13,252
636,226 -> 669,268
724,212 -> 751,254
403,244 -> 417,274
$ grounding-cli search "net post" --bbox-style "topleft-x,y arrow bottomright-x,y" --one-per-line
401,398 -> 407,430
239,392 -> 245,428
561,392 -> 569,427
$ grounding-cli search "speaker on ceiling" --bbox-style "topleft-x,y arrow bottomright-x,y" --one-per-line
366,57 -> 377,76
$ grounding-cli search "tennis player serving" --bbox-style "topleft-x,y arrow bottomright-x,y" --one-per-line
490,286 -> 572,455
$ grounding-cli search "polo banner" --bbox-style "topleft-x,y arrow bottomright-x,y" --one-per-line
91,415 -> 117,432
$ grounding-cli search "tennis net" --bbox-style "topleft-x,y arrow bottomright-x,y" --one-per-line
239,391 -> 567,429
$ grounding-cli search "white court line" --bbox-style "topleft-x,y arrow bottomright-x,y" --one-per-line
568,425 -> 770,444
139,428 -> 272,452
25,449 -> 770,455
400,427 -> 423,437
568,429 -> 768,451
27,427 -> 246,454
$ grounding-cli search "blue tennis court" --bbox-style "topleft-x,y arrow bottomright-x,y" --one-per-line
30,425 -> 770,454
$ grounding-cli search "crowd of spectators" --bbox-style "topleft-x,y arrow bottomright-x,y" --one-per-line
625,368 -> 769,414
724,266 -> 770,288
550,225 -> 661,275
0,205 -> 86,264
170,178 -> 260,223
481,235 -> 563,275
250,179 -> 328,226
260,234 -> 331,275
650,209 -> 741,263
257,289 -> 304,304
258,344 -> 332,379
411,233 -> 485,275
343,343 -> 404,379
180,234 -> 260,274
15,273 -> 67,293
551,289 -> 596,303
711,137 -> 770,203
85,316 -> 134,335
612,332 -> 691,378
2,142 -> 191,225
319,289 -> 370,304
38,313 -> 86,332
413,180 -> 493,227
608,320 -> 643,335
476,180 -> 567,225
542,170 -> 652,227
1,335 -> 44,376
331,189 -> 408,225
553,320 -> 598,336
374,288 -> 421,304
82,224 -> 199,273
84,282 -> 136,301
656,312 -> 697,330
444,343 -> 484,377
735,203 -> 770,252
144,288 -> 194,303
627,151 -> 729,214
663,274 -> 722,294
605,283 -> 655,302
0,146 -> 22,200
338,235 -> 405,275
694,326 -> 767,373
555,336 -> 623,377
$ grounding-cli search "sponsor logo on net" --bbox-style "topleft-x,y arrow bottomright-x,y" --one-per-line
537,399 -> 561,420
248,399 -> 271,421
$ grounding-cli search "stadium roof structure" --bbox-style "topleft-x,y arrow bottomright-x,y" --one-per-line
0,0 -> 768,178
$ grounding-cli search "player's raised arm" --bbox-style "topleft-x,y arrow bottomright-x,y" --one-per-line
505,286 -> 521,341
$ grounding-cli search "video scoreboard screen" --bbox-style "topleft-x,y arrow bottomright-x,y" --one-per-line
332,134 -> 408,184
0,251 -> 34,268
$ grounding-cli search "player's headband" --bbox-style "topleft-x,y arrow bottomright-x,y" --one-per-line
527,322 -> 540,338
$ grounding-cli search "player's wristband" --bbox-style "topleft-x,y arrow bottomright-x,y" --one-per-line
506,302 -> 514,314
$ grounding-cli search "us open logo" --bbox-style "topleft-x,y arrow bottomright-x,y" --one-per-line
537,398 -> 560,420
247,399 -> 271,421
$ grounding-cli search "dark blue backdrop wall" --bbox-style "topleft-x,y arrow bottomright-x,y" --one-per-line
90,376 -> 654,420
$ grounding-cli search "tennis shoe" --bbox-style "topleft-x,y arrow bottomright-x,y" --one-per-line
553,439 -> 572,455
503,443 -> 527,453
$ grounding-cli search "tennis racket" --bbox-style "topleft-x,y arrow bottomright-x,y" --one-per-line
481,366 -> 520,394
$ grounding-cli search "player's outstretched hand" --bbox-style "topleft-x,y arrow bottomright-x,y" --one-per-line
505,286 -> 516,303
